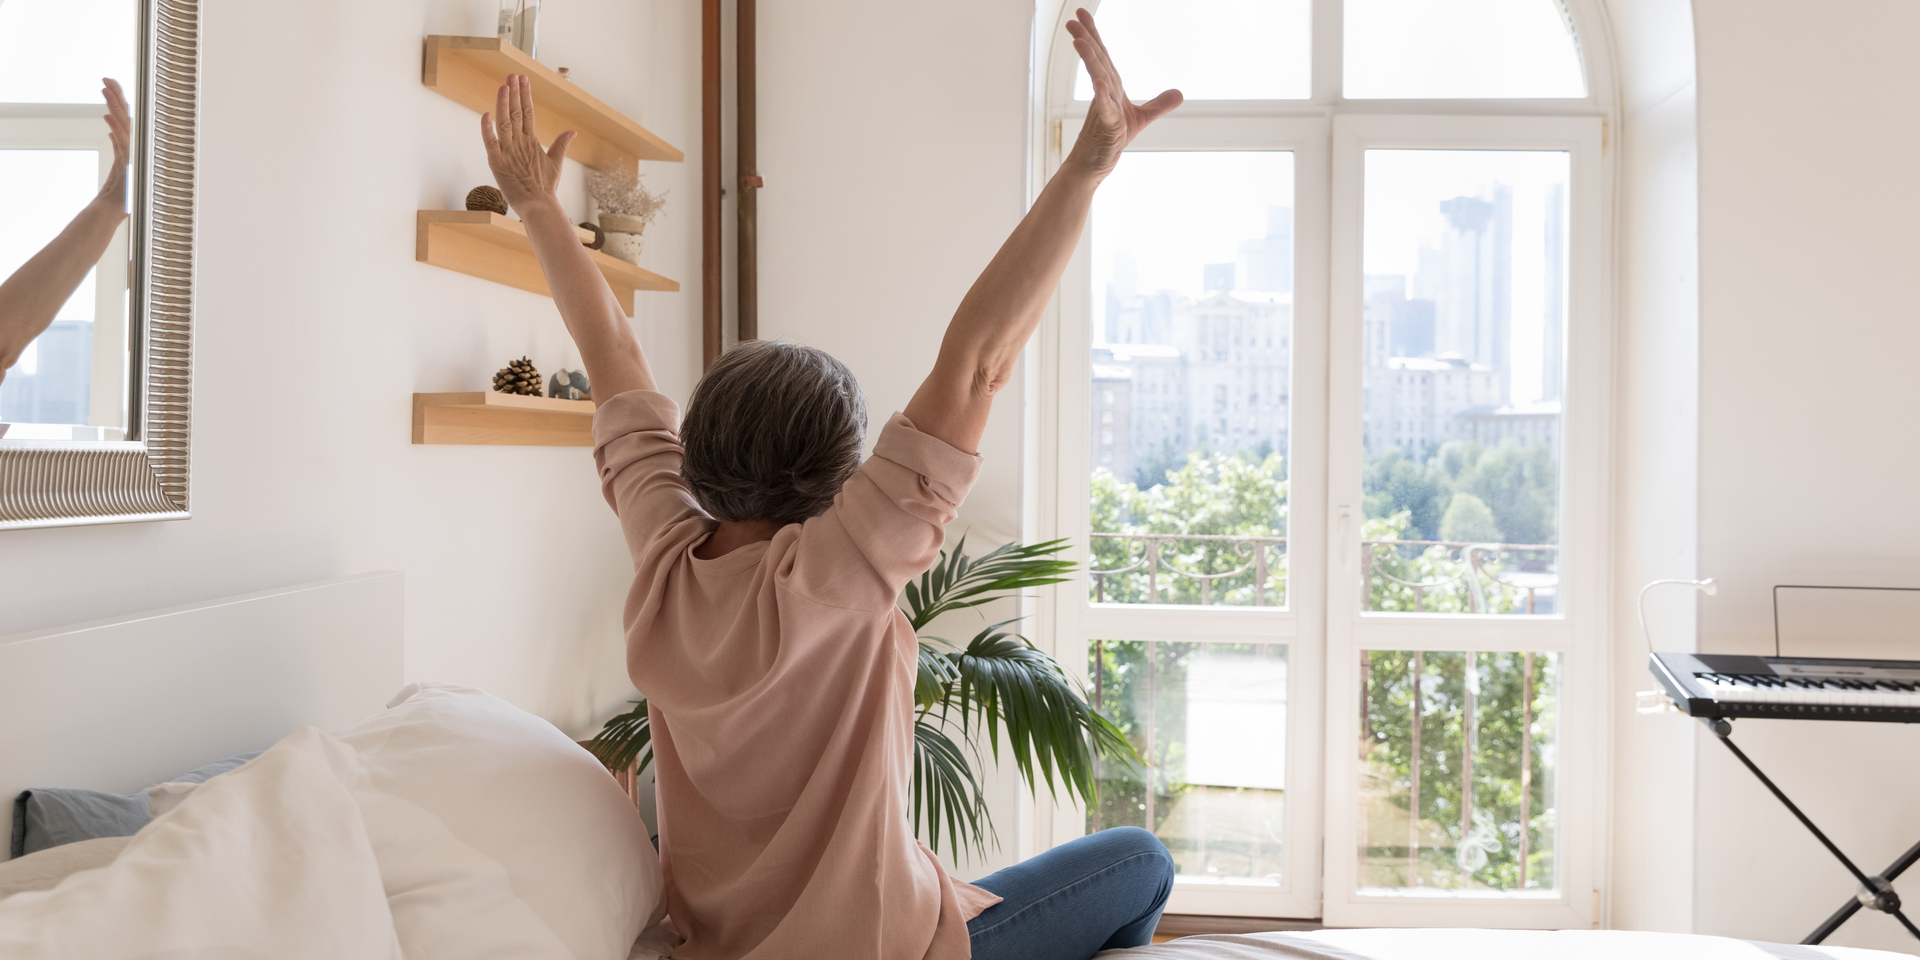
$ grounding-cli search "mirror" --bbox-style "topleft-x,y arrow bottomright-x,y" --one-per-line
0,0 -> 199,528
0,0 -> 138,441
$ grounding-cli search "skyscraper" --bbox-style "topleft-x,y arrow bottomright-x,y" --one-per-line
1236,205 -> 1293,295
1540,183 -> 1566,402
1427,186 -> 1513,404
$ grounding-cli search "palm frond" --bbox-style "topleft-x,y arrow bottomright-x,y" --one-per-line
916,639 -> 962,711
938,623 -> 1145,808
586,699 -> 653,775
912,718 -> 993,859
904,536 -> 1076,631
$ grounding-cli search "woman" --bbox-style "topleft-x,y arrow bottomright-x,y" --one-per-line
483,11 -> 1182,960
0,79 -> 131,385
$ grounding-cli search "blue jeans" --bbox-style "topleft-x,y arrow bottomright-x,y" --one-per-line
967,826 -> 1175,960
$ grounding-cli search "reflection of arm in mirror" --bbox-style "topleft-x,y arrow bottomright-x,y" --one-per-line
480,74 -> 655,404
0,79 -> 132,386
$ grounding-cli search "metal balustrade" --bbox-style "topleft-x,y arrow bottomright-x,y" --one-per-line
1089,533 -> 1289,606
1088,532 -> 1560,613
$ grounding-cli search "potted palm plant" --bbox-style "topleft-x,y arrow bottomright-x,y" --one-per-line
587,537 -> 1139,857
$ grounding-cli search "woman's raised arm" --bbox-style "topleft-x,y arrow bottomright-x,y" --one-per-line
901,9 -> 1179,454
482,75 -> 656,403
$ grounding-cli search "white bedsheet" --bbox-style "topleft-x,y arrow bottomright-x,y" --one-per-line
1102,929 -> 1914,960
0,726 -> 403,959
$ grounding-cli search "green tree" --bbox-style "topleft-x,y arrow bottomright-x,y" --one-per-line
1089,451 -> 1288,606
1363,448 -> 1450,540
1360,650 -> 1558,891
1438,492 -> 1502,543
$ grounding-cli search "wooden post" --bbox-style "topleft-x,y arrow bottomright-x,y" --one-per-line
700,0 -> 722,370
736,0 -> 759,341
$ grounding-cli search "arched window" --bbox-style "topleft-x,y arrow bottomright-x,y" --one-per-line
1034,0 -> 1612,929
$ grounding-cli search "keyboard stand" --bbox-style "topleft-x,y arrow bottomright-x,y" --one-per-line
1706,717 -> 1920,944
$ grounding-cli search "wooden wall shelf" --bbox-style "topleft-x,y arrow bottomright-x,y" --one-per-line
413,392 -> 595,446
423,36 -> 683,172
416,210 -> 677,316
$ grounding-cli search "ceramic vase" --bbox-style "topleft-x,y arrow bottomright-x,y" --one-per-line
599,213 -> 646,265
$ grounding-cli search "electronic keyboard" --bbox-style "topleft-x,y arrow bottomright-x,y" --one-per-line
1651,652 -> 1920,723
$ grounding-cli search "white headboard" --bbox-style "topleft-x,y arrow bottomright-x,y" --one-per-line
0,572 -> 404,860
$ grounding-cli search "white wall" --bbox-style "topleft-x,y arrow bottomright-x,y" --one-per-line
1603,0 -> 1700,935
0,0 -> 702,737
755,0 -> 1038,879
1692,0 -> 1920,950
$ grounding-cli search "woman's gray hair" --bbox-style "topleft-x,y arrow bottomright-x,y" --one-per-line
680,340 -> 868,526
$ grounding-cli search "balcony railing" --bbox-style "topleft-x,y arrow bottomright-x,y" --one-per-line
1362,540 -> 1559,615
1089,533 -> 1289,606
1088,532 -> 1560,614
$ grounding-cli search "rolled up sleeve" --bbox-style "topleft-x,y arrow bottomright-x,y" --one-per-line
791,413 -> 983,609
592,389 -> 708,561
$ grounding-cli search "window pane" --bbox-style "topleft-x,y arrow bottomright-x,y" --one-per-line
0,0 -> 138,103
1359,650 -> 1559,895
0,149 -> 100,428
1090,152 -> 1293,608
1360,150 -> 1567,616
1092,641 -> 1288,885
1344,0 -> 1585,99
1073,0 -> 1310,101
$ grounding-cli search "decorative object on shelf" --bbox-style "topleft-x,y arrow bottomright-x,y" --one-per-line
557,67 -> 571,81
492,356 -> 542,396
465,185 -> 509,215
498,0 -> 540,57
587,537 -> 1141,858
586,167 -> 667,266
547,368 -> 591,401
576,221 -> 604,250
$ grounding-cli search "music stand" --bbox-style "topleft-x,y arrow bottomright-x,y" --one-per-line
1703,584 -> 1920,944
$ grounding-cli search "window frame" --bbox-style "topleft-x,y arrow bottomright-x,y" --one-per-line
1026,0 -> 1617,926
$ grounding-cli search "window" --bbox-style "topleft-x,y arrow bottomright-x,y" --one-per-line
1039,0 -> 1609,928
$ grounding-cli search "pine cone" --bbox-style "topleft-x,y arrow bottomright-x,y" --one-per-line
492,357 -> 543,396
466,185 -> 509,215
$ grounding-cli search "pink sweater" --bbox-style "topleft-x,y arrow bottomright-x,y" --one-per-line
593,390 -> 1002,960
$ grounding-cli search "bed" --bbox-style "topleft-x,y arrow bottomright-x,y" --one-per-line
0,575 -> 1909,960
1102,929 -> 1908,960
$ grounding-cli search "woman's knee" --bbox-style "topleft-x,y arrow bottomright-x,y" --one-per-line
1095,827 -> 1175,882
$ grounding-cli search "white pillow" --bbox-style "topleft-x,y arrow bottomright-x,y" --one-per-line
0,726 -> 402,959
337,682 -> 661,960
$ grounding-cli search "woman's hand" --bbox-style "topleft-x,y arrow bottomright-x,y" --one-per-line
1064,8 -> 1182,180
93,78 -> 131,212
480,74 -> 577,213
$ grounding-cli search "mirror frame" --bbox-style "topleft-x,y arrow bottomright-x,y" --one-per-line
0,0 -> 198,530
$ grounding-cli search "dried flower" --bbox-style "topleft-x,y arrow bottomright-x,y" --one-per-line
586,168 -> 668,227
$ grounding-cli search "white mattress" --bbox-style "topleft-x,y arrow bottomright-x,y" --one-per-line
1100,929 -> 1914,960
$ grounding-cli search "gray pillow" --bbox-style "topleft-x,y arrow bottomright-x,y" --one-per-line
10,751 -> 261,857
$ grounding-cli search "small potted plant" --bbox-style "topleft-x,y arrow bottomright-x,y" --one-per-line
586,168 -> 667,266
